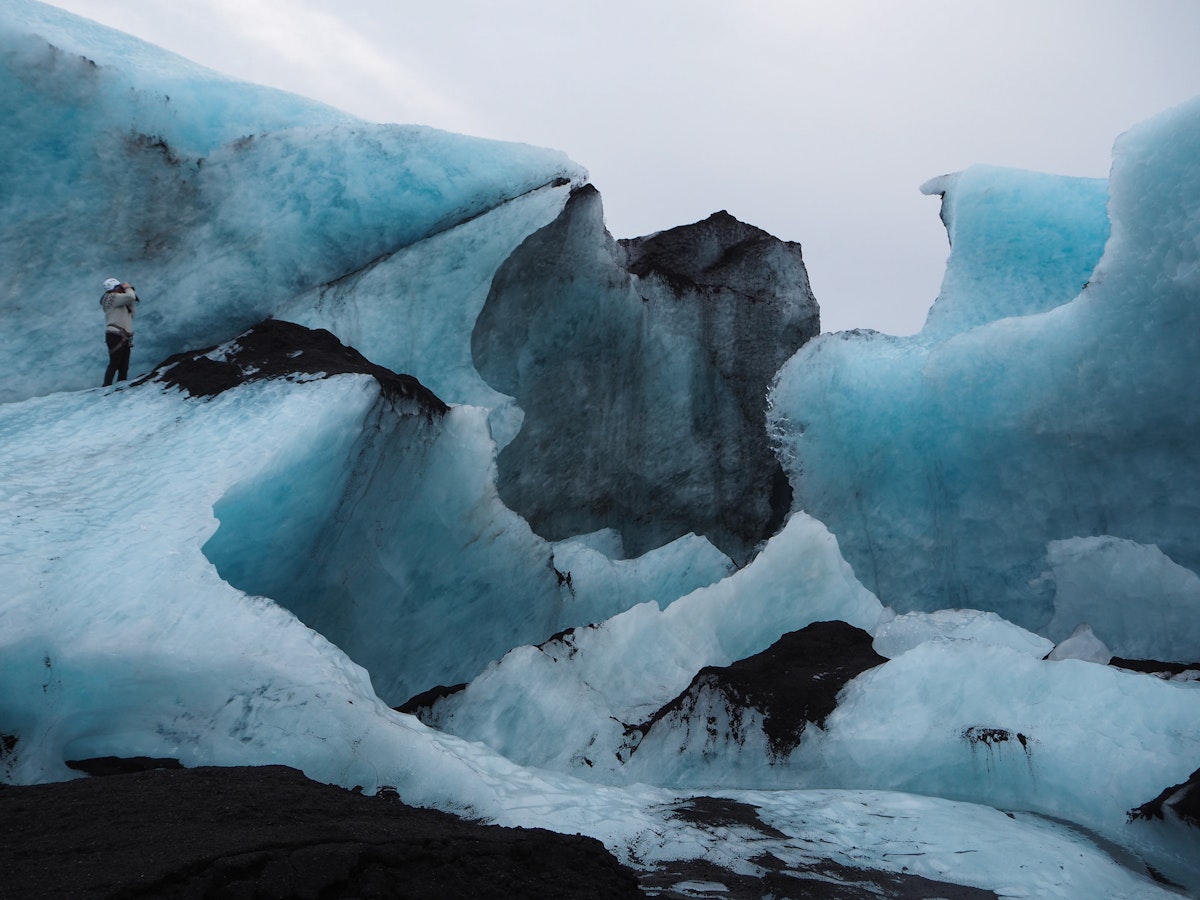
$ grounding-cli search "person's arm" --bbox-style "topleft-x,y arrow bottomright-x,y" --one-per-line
114,285 -> 138,309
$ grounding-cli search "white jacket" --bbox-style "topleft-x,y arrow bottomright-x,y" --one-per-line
102,286 -> 138,335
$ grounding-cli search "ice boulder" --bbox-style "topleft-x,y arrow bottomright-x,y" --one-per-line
415,512 -> 885,776
1046,624 -> 1113,664
872,609 -> 1054,660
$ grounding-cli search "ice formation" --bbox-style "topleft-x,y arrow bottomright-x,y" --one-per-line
474,188 -> 818,562
0,0 -> 585,405
1045,535 -> 1200,662
770,108 -> 1200,645
2,2 -> 1198,896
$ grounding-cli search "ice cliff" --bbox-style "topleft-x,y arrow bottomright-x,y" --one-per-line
2,2 -> 1199,897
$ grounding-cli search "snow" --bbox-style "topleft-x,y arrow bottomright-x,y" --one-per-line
2,2 -> 1199,896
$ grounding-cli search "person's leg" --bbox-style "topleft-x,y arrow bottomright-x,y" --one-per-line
104,333 -> 120,386
104,332 -> 129,385
116,342 -> 130,382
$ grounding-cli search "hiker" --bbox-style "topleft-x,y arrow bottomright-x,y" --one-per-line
100,277 -> 139,386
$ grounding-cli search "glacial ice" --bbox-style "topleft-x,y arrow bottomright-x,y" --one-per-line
0,0 -> 586,404
1046,623 -> 1113,664
1045,535 -> 1200,662
419,511 -> 886,773
918,165 -> 1110,338
871,608 -> 1055,660
7,359 -> 1185,897
473,188 -> 818,562
769,98 -> 1200,640
2,2 -> 1199,896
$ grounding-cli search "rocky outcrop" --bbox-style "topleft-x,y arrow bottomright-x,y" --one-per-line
140,318 -> 448,414
473,186 -> 819,564
1129,766 -> 1200,829
622,621 -> 884,763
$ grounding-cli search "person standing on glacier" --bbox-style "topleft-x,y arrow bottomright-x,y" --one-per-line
100,277 -> 139,386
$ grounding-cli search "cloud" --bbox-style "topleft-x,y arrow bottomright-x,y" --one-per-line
49,0 -> 474,128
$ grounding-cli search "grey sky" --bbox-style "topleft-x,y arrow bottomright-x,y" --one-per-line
43,0 -> 1200,334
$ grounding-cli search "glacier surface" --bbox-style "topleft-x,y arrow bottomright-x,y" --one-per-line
2,2 -> 1198,897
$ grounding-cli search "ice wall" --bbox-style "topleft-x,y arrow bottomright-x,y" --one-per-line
769,104 -> 1200,644
1044,536 -> 1200,662
0,0 -> 585,403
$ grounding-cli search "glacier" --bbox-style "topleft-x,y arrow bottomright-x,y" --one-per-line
2,1 -> 1199,897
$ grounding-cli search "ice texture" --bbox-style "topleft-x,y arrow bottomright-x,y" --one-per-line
191,322 -> 731,705
0,0 -> 585,404
1046,536 -> 1200,663
417,511 -> 883,775
872,608 -> 1055,660
919,165 -> 1110,337
770,100 -> 1200,636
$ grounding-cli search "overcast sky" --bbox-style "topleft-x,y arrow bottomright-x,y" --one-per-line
43,0 -> 1200,334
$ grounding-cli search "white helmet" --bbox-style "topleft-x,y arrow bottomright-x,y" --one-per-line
103,278 -> 122,291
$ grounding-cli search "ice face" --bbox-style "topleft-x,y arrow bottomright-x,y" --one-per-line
190,322 -> 732,706
274,186 -> 572,424
769,97 -> 1200,636
814,640 -> 1200,879
872,608 -> 1055,660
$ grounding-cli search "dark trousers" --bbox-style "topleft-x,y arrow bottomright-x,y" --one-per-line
104,330 -> 131,386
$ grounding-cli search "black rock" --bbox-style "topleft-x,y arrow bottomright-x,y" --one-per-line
65,756 -> 183,777
0,764 -> 643,899
1129,766 -> 1200,829
1110,657 -> 1200,680
626,620 -> 885,761
137,317 -> 448,414
396,682 -> 467,717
